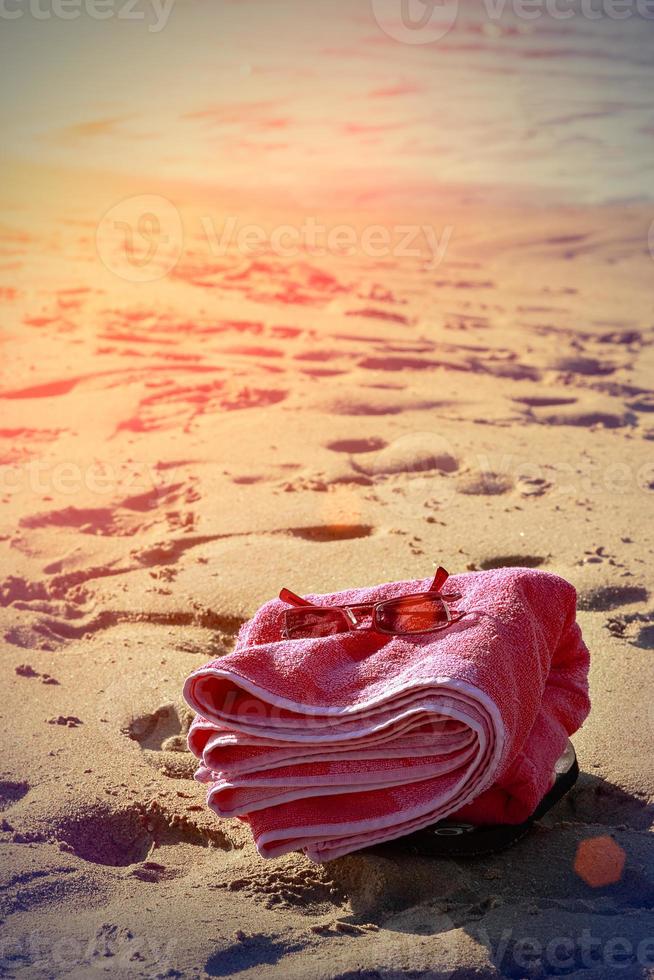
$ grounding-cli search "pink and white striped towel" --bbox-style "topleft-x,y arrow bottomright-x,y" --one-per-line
183,567 -> 590,862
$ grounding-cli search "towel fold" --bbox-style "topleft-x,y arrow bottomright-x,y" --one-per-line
183,566 -> 590,862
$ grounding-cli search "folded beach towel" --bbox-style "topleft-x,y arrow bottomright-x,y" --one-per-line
183,567 -> 590,862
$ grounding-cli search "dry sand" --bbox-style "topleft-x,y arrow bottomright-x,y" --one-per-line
1,180 -> 654,978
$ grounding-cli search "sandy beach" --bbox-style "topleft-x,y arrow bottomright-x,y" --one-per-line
2,1 -> 654,977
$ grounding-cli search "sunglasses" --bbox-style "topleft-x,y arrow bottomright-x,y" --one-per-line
279,566 -> 464,640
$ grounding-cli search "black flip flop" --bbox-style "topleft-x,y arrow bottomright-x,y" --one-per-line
370,741 -> 578,859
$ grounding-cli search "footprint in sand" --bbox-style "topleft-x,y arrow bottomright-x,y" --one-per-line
634,624 -> 654,649
627,393 -> 654,414
213,854 -> 345,913
523,397 -> 631,429
578,584 -> 648,612
328,851 -> 465,918
345,308 -> 411,326
357,355 -> 442,372
606,612 -> 654,650
288,525 -> 373,543
326,438 -> 388,454
474,359 -> 541,382
52,803 -> 153,867
0,780 -> 30,812
309,390 -> 444,417
19,481 -> 197,537
477,555 -> 546,571
0,427 -> 64,466
120,382 -> 288,434
52,797 -> 234,866
550,355 -> 617,376
596,328 -> 641,346
456,470 -> 513,496
123,701 -> 197,780
293,349 -> 347,362
231,474 -> 266,485
299,367 -> 347,378
512,394 -> 578,408
351,433 -> 459,479
222,386 -> 289,411
222,344 -> 284,359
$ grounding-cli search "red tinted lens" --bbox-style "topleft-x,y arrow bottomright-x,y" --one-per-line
375,595 -> 449,634
284,607 -> 350,639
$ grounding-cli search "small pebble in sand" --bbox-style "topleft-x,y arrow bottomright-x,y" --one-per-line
47,716 -> 83,728
334,921 -> 366,936
15,664 -> 59,684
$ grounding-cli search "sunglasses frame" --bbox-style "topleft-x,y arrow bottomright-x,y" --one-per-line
279,566 -> 464,640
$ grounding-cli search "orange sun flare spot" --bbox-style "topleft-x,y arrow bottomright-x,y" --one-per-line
574,835 -> 626,888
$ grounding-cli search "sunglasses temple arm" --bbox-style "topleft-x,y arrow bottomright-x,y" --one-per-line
429,566 -> 449,593
279,587 -> 315,608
